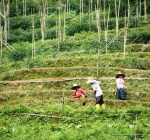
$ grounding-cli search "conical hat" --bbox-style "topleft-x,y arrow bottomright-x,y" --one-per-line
71,83 -> 81,89
116,72 -> 125,78
86,78 -> 96,84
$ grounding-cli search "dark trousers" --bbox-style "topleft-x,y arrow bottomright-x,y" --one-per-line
117,88 -> 126,100
96,95 -> 104,105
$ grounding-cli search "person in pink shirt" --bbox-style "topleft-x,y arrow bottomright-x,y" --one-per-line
116,72 -> 126,100
71,83 -> 87,98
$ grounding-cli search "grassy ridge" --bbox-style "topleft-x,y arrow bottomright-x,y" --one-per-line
0,1 -> 150,139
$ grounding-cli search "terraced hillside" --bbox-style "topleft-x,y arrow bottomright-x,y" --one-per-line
0,51 -> 150,140
0,51 -> 150,107
0,1 -> 150,139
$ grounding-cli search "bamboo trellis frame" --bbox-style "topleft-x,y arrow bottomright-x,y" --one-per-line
112,114 -> 150,139
141,40 -> 150,52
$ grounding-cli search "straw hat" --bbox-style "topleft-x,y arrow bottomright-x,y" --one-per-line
86,78 -> 96,84
71,83 -> 81,89
116,72 -> 125,78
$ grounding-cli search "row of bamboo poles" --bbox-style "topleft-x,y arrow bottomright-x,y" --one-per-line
0,0 -> 148,63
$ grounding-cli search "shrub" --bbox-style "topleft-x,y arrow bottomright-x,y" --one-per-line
5,42 -> 32,61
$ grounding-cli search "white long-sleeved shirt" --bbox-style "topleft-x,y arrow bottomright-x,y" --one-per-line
91,81 -> 103,97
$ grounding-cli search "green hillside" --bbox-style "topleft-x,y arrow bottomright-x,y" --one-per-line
0,0 -> 150,140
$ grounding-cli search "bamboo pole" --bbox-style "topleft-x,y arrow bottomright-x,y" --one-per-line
136,0 -> 139,20
0,1 -> 2,64
104,0 -> 106,38
1,39 -> 15,52
63,4 -> 66,41
97,0 -> 99,9
134,114 -> 138,140
114,0 -> 117,35
23,0 -> 26,18
124,10 -> 127,58
3,0 -> 7,43
95,4 -> 101,79
144,0 -> 147,21
46,0 -> 48,16
62,90 -> 65,115
32,16 -> 35,59
104,1 -> 110,54
67,0 -> 69,15
82,0 -> 83,18
115,0 -> 120,35
0,19 -> 2,64
40,8 -> 44,44
106,5 -> 110,53
127,0 -> 130,26
100,28 -> 125,54
6,0 -> 10,35
56,18 -> 58,57
88,0 -> 91,27
69,0 -> 70,14
41,0 -> 46,45
139,0 -> 141,18
91,0 -> 93,21
80,0 -> 81,21
16,0 -> 18,16
23,0 -> 25,17
79,0 -> 83,21
57,1 -> 62,56
58,1 -> 62,41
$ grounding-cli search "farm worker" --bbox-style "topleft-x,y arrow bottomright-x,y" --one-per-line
71,83 -> 87,98
86,78 -> 105,110
116,72 -> 126,100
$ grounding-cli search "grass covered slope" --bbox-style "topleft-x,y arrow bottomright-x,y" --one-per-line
0,52 -> 150,139
1,104 -> 150,140
0,1 -> 150,139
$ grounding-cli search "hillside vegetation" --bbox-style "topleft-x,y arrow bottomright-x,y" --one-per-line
0,0 -> 150,140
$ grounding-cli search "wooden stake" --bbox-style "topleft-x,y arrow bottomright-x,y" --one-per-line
62,90 -> 65,115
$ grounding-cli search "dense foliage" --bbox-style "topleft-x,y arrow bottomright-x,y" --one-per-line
0,1 -> 150,139
0,104 -> 150,140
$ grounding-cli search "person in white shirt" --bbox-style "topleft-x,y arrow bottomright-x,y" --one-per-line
116,72 -> 126,100
86,78 -> 105,109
